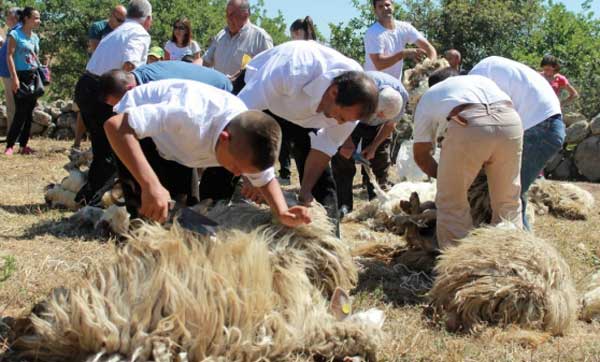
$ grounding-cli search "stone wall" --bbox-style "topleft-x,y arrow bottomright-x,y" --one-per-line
0,99 -> 78,140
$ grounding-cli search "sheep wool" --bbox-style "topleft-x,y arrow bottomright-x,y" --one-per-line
13,222 -> 382,362
529,179 -> 595,220
60,169 -> 87,194
44,184 -> 80,211
429,226 -> 577,335
579,270 -> 600,322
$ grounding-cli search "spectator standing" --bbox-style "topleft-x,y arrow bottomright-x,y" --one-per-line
0,7 -> 21,133
364,0 -> 436,80
146,46 -> 164,63
73,0 -> 152,203
290,16 -> 317,41
203,0 -> 273,76
4,7 -> 42,156
444,49 -> 467,74
164,17 -> 201,62
540,54 -> 579,105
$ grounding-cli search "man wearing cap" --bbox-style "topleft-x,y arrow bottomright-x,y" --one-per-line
74,0 -> 153,204
146,46 -> 164,63
332,70 -> 408,215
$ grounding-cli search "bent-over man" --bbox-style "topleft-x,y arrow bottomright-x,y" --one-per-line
413,68 -> 523,249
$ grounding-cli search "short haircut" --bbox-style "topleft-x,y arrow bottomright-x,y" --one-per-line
372,0 -> 387,7
541,54 -> 560,71
428,67 -> 459,87
171,17 -> 192,46
99,69 -> 132,101
332,71 -> 379,120
127,0 -> 152,19
290,16 -> 317,40
227,110 -> 281,171
377,87 -> 404,120
228,0 -> 251,13
17,7 -> 36,23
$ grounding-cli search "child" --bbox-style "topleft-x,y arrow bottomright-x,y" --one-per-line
540,55 -> 579,105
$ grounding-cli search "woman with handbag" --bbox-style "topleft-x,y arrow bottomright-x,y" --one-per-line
4,7 -> 42,156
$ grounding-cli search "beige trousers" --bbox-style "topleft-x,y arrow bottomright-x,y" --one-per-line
2,76 -> 15,131
436,102 -> 523,249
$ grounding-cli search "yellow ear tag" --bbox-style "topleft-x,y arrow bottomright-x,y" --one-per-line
241,54 -> 252,69
342,303 -> 352,315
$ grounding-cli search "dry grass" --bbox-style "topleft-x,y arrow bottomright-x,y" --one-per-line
2,138 -> 600,361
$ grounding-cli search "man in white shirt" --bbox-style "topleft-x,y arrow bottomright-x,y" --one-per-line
364,0 -> 437,79
104,79 -> 310,227
413,68 -> 523,249
469,56 -> 565,230
203,0 -> 273,77
237,41 -> 379,234
332,70 -> 408,214
74,0 -> 152,204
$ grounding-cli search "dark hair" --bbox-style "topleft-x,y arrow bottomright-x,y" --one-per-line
541,54 -> 560,71
290,16 -> 317,40
332,71 -> 379,120
372,0 -> 386,7
17,7 -> 36,23
99,69 -> 133,101
181,54 -> 195,63
228,110 -> 281,171
171,17 -> 192,46
428,67 -> 459,87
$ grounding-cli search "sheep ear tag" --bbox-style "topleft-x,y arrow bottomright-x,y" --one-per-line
176,207 -> 219,236
330,287 -> 352,321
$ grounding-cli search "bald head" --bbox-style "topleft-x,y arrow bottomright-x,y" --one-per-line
108,4 -> 127,29
444,49 -> 462,71
226,0 -> 251,35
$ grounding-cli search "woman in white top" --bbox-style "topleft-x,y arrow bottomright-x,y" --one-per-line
164,17 -> 201,62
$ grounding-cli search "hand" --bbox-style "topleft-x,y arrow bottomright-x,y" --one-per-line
140,182 -> 171,223
298,188 -> 314,206
11,78 -> 19,94
241,182 -> 265,204
278,205 -> 312,227
361,146 -> 376,161
403,48 -> 427,62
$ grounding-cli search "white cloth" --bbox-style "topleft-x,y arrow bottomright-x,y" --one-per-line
238,40 -> 363,157
164,40 -> 201,61
413,75 -> 512,144
203,22 -> 273,76
469,56 -> 562,130
86,19 -> 150,75
113,79 -> 274,187
364,20 -> 424,79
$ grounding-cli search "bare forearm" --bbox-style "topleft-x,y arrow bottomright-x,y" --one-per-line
259,178 -> 288,216
370,122 -> 395,150
414,142 -> 438,178
369,52 -> 404,71
417,39 -> 437,60
300,149 -> 331,194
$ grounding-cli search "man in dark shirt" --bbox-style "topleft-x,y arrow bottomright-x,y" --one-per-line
88,5 -> 127,54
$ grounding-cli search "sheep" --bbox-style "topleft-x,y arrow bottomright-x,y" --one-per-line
429,226 -> 577,335
63,148 -> 93,171
12,220 -> 383,362
529,179 -> 595,220
403,58 -> 450,113
44,184 -> 80,211
579,270 -> 600,322
60,169 -> 87,193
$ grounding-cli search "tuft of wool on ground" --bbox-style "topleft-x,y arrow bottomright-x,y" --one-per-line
529,179 -> 595,220
429,226 -> 577,335
11,220 -> 382,362
578,270 -> 600,322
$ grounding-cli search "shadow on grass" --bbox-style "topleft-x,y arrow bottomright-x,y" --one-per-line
18,216 -> 108,242
0,203 -> 52,216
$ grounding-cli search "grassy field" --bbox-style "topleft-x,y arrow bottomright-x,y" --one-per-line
1,138 -> 600,361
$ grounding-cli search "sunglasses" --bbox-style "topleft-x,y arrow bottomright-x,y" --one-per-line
173,25 -> 187,31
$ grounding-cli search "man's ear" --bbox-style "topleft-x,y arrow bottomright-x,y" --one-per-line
126,83 -> 136,91
219,130 -> 231,143
329,83 -> 339,100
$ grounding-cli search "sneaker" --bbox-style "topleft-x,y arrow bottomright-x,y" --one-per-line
19,146 -> 35,155
4,147 -> 14,156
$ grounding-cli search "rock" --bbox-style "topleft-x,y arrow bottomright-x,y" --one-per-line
30,121 -> 45,135
49,107 -> 62,120
565,121 -> 590,144
71,102 -> 80,113
563,112 -> 587,127
550,156 -> 577,181
52,99 -> 66,110
61,101 -> 75,113
544,151 -> 564,174
590,114 -> 600,136
54,127 -> 74,140
43,123 -> 56,137
0,105 -> 8,119
57,112 -> 77,129
574,136 -> 600,182
32,110 -> 52,126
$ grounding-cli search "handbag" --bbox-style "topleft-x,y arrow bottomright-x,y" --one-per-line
38,65 -> 51,85
14,70 -> 44,99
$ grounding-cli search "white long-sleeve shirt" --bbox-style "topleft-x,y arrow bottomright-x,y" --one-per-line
238,40 -> 363,157
114,79 -> 274,187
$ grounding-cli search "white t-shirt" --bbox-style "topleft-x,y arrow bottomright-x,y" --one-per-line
164,40 -> 201,61
238,40 -> 363,157
113,79 -> 274,187
469,56 -> 561,131
364,20 -> 424,79
413,75 -> 512,144
86,19 -> 150,75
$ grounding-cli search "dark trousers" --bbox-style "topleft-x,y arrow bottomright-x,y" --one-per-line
199,167 -> 238,202
278,136 -> 292,179
332,123 -> 391,211
117,138 -> 193,218
6,70 -> 38,148
273,114 -> 340,232
74,72 -> 116,202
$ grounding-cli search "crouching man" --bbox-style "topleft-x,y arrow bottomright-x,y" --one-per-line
104,79 -> 311,227
332,70 -> 408,215
413,68 -> 523,249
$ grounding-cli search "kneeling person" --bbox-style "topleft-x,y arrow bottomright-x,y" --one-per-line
413,68 -> 523,249
333,71 -> 408,214
104,79 -> 310,227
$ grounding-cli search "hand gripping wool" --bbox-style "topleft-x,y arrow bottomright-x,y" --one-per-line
13,212 -> 381,361
429,226 -> 577,335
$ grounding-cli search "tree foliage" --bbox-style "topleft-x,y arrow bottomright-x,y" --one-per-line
27,0 -> 287,99
329,0 -> 600,117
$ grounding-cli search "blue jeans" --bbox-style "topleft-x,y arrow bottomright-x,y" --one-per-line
521,114 -> 565,229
